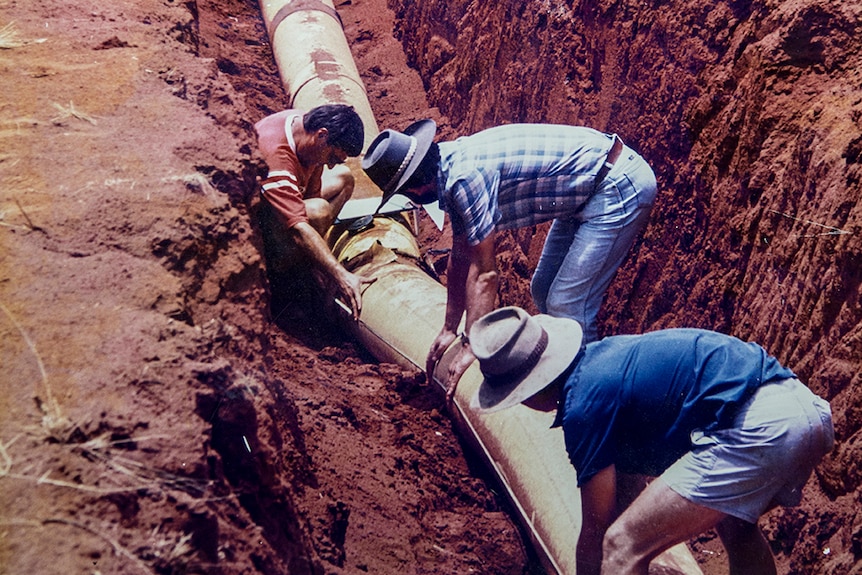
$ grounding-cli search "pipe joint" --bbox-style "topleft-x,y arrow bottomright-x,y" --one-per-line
268,0 -> 343,37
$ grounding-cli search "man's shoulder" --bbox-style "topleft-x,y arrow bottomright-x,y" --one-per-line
449,124 -> 603,162
471,123 -> 598,138
256,110 -> 305,169
255,109 -> 303,136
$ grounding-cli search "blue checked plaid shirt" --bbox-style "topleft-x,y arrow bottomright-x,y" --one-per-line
437,124 -> 617,245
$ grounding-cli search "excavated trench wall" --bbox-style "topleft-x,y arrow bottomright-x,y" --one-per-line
388,0 -> 862,572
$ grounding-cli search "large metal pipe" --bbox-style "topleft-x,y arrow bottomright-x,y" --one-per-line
258,2 -> 702,573
258,0 -> 378,144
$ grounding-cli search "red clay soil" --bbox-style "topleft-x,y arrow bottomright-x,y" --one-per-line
0,1 -> 859,575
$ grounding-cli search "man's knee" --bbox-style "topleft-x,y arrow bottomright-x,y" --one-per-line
323,164 -> 354,199
602,522 -> 647,572
305,198 -> 334,235
602,522 -> 630,558
334,166 -> 354,193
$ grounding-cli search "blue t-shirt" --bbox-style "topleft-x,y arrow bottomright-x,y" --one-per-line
559,329 -> 795,486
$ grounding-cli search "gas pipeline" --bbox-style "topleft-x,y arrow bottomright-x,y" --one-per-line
257,1 -> 702,573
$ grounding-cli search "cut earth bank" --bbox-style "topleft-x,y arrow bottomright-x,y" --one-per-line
0,1 -> 861,575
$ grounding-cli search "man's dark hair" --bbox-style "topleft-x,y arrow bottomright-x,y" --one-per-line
404,142 -> 441,189
304,105 -> 364,157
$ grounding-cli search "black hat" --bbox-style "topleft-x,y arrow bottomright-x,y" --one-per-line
362,119 -> 437,212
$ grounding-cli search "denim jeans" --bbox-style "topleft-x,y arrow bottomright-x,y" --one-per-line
531,146 -> 657,342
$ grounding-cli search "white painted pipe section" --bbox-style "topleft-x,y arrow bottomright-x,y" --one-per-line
258,0 -> 378,149
258,0 -> 381,201
258,3 -> 702,573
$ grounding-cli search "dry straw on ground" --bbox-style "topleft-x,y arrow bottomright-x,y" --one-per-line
0,21 -> 45,49
51,101 -> 97,125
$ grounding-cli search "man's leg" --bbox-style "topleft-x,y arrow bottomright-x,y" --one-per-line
304,198 -> 334,237
305,165 -> 354,235
715,515 -> 777,575
542,196 -> 650,342
531,217 -> 577,314
257,202 -> 317,316
541,155 -> 655,342
322,164 -> 354,213
601,477 -> 726,574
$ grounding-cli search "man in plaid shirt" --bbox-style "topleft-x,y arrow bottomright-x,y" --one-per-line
255,104 -> 374,321
363,120 -> 657,400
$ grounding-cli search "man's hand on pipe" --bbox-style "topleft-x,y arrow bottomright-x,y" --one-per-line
426,329 -> 475,405
335,269 -> 376,321
443,342 -> 475,406
426,329 -> 457,385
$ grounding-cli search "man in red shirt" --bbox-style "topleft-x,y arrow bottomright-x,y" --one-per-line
255,104 -> 373,320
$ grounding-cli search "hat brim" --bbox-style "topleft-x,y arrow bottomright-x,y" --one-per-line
376,119 -> 437,211
470,315 -> 583,414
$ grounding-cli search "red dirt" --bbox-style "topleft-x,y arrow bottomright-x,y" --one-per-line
0,0 -> 859,574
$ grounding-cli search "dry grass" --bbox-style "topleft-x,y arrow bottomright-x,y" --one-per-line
0,437 -> 13,477
0,301 -> 68,433
769,209 -> 852,238
0,431 -> 214,573
0,118 -> 44,140
0,22 -> 24,49
51,101 -> 97,125
11,197 -> 41,232
0,22 -> 46,49
0,516 -> 154,574
0,302 -> 211,497
0,430 -> 213,496
0,214 -> 31,231
73,434 -> 213,496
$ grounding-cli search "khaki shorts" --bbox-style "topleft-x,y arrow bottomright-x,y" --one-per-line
661,378 -> 834,523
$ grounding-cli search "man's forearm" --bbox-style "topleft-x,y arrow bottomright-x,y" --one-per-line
443,239 -> 469,332
464,268 -> 498,331
462,233 -> 498,334
289,222 -> 343,279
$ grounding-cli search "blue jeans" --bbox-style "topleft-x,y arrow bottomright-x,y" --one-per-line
531,146 -> 657,342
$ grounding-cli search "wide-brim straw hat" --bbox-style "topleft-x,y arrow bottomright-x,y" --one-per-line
361,119 -> 436,212
470,306 -> 583,414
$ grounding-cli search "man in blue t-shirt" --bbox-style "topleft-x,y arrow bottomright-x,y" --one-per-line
361,120 -> 657,403
469,306 -> 834,575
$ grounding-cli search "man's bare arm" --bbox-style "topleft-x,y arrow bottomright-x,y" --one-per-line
433,232 -> 497,403
288,220 -> 373,320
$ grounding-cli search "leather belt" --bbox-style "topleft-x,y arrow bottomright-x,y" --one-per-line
594,136 -> 623,187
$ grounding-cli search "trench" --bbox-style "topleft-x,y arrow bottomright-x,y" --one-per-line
147,0 -> 858,565
0,0 -> 853,573
187,0 -> 564,571
185,1 -> 709,574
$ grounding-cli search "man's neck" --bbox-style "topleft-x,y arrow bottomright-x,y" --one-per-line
290,115 -> 315,168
